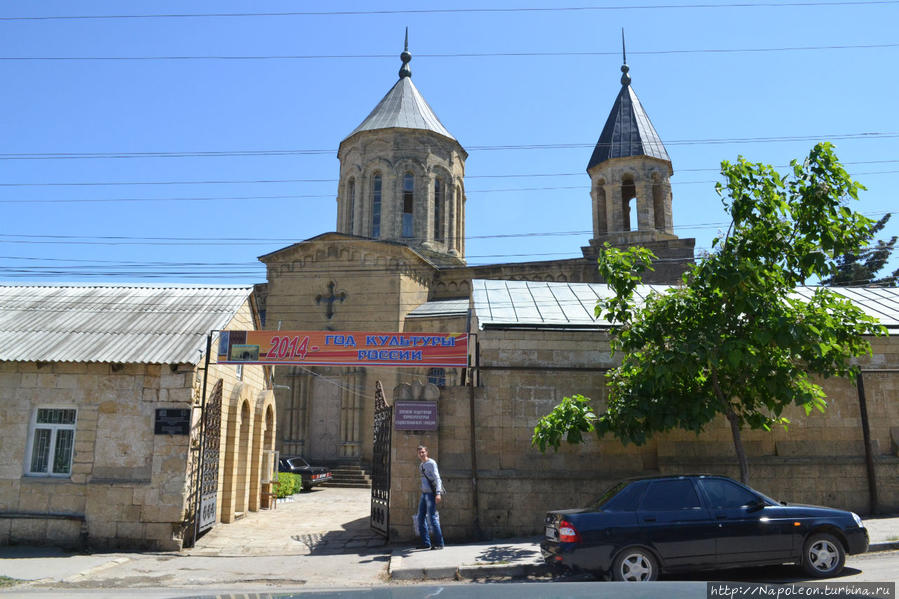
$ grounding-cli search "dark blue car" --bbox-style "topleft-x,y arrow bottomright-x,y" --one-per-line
541,474 -> 868,581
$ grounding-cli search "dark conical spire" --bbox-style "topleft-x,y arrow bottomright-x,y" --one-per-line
399,27 -> 412,79
586,41 -> 670,172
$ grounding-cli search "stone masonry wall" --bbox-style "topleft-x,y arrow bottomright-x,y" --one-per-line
0,361 -> 195,550
0,299 -> 272,550
388,328 -> 899,542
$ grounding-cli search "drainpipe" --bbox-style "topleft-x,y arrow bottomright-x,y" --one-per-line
856,371 -> 879,514
466,312 -> 483,539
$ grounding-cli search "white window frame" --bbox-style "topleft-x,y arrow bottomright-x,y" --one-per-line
24,407 -> 77,477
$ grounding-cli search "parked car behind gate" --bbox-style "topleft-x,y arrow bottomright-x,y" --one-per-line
541,474 -> 868,581
278,456 -> 332,492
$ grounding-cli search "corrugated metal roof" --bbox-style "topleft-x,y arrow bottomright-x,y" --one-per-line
472,279 -> 899,332
344,76 -> 457,142
587,68 -> 670,171
406,298 -> 470,319
0,284 -> 254,364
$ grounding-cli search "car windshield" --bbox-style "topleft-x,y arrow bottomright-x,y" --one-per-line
288,457 -> 310,468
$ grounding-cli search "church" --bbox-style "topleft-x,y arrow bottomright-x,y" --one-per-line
256,37 -> 695,467
255,37 -> 898,540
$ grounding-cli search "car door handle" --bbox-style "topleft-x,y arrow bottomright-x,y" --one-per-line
642,517 -> 656,522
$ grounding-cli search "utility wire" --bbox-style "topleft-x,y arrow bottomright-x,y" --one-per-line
2,2 -> 896,21
0,210 -> 889,246
3,42 -> 899,62
1,133 -> 896,166
0,169 -> 895,201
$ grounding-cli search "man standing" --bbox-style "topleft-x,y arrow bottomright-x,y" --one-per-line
416,445 -> 445,550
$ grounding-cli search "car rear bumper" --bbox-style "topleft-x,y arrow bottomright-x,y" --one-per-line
845,526 -> 869,555
541,539 -> 613,573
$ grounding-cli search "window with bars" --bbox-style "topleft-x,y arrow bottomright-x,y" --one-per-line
26,408 -> 77,476
428,368 -> 446,388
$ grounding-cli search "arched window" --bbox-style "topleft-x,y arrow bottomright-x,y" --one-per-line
402,173 -> 414,238
652,174 -> 666,231
621,176 -> 637,231
371,174 -> 382,238
347,178 -> 355,234
434,178 -> 444,241
596,178 -> 608,235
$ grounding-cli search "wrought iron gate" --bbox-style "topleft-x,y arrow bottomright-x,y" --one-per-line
370,380 -> 392,538
196,378 -> 223,536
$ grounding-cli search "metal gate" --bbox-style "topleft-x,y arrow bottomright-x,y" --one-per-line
370,380 -> 392,538
196,378 -> 223,536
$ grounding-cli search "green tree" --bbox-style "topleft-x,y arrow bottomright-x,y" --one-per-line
532,143 -> 885,484
822,213 -> 898,286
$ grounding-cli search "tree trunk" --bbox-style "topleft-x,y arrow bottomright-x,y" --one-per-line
725,407 -> 750,485
710,368 -> 750,484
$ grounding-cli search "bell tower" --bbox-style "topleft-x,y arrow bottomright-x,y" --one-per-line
582,36 -> 694,275
335,31 -> 468,266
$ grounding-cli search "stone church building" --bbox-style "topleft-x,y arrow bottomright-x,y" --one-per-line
256,41 -> 899,540
256,42 -> 695,466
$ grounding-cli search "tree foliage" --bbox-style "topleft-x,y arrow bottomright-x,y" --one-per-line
821,213 -> 898,286
532,143 -> 886,483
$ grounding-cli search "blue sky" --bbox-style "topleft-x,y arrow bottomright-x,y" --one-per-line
2,1 -> 897,284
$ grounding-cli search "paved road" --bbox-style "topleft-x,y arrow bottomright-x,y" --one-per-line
2,486 -> 896,596
5,487 -> 391,592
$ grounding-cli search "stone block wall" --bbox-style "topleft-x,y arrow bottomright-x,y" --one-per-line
387,327 -> 899,543
0,298 -> 273,550
0,361 -> 194,550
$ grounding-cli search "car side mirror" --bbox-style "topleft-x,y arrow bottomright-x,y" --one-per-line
746,498 -> 765,512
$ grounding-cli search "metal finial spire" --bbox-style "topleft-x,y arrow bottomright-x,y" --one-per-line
399,27 -> 412,79
620,28 -> 631,86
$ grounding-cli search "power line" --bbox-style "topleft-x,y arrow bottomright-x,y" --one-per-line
0,169 -> 895,202
2,134 -> 896,165
0,210 -> 889,246
3,2 -> 896,21
2,43 -> 899,62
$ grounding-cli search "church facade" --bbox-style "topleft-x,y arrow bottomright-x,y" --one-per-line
256,39 -> 899,541
255,40 -> 696,468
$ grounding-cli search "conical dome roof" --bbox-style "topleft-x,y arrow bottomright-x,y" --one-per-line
587,64 -> 670,171
345,77 -> 456,142
343,33 -> 457,143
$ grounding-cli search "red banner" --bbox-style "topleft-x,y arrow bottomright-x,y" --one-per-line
217,330 -> 469,368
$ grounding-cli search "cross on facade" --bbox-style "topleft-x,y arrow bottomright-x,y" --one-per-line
315,281 -> 347,320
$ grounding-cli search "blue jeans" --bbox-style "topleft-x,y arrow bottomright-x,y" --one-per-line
417,492 -> 444,548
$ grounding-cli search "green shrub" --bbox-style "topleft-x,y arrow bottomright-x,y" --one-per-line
276,472 -> 302,498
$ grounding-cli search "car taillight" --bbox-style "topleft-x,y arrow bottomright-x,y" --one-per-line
558,519 -> 581,543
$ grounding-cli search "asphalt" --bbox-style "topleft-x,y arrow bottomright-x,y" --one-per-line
1,487 -> 897,588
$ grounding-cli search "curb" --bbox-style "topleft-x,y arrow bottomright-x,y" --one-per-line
389,550 -> 548,581
62,557 -> 132,583
867,541 -> 899,553
388,554 -> 457,581
457,562 -> 549,579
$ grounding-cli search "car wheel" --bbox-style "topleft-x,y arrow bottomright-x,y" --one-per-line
302,481 -> 312,492
611,547 -> 659,582
802,532 -> 845,578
